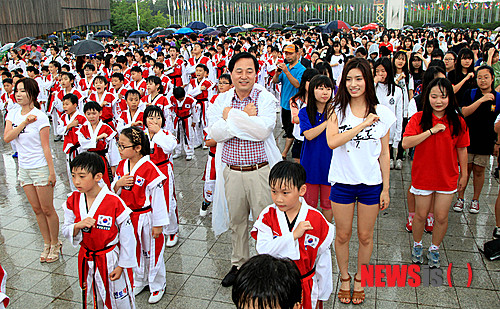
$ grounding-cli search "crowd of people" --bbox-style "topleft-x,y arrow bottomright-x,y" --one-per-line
1,24 -> 500,308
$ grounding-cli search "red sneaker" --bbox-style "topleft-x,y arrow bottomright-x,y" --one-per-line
406,213 -> 414,232
425,214 -> 434,233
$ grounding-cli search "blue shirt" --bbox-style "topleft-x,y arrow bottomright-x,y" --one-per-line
279,62 -> 305,110
299,107 -> 333,185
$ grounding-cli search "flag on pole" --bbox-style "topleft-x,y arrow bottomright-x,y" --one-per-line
350,5 -> 355,11
337,4 -> 343,12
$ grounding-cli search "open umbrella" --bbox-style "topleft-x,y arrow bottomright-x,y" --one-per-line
152,28 -> 176,38
203,29 -> 221,36
70,35 -> 81,40
168,24 -> 182,29
200,27 -> 217,35
129,30 -> 149,38
361,23 -> 378,31
13,37 -> 35,49
0,43 -> 14,53
33,39 -> 47,46
150,27 -> 165,35
285,20 -> 297,26
268,23 -> 283,30
69,40 -> 105,56
175,27 -> 195,35
215,25 -> 229,33
325,20 -> 351,32
227,26 -> 245,34
251,28 -> 266,32
307,18 -> 323,23
187,21 -> 208,30
94,30 -> 113,38
48,34 -> 58,40
283,27 -> 295,32
242,24 -> 255,30
293,24 -> 309,30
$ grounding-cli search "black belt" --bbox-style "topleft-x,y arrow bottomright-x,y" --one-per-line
103,118 -> 113,124
178,115 -> 191,120
209,151 -> 215,157
131,205 -> 152,213
300,266 -> 316,280
89,149 -> 108,156
156,160 -> 169,166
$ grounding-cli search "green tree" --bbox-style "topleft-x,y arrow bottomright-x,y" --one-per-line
111,0 -> 171,35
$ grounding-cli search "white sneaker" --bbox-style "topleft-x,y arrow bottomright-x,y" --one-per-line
172,153 -> 181,159
166,233 -> 179,247
148,289 -> 164,304
395,159 -> 403,170
185,155 -> 193,161
202,143 -> 208,149
390,159 -> 394,169
134,285 -> 146,296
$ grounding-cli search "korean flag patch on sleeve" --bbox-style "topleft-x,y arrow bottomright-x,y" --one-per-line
304,234 -> 319,250
135,176 -> 145,186
96,215 -> 113,230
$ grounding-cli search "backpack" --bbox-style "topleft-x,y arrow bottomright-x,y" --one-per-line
470,88 -> 500,112
480,239 -> 500,261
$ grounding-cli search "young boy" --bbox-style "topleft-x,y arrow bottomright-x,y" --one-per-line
57,93 -> 88,191
164,46 -> 184,88
200,74 -> 232,216
186,63 -> 214,148
77,101 -> 119,188
62,152 -> 136,309
116,89 -> 144,132
78,63 -> 97,98
170,87 -> 196,160
152,62 -> 172,95
87,76 -> 118,128
110,72 -> 130,114
251,161 -> 335,309
232,254 -> 302,309
129,66 -> 147,97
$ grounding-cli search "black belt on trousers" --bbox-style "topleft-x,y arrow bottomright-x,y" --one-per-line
300,266 -> 316,280
209,151 -> 215,157
131,205 -> 152,213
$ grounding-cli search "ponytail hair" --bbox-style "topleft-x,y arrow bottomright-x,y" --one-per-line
121,127 -> 150,156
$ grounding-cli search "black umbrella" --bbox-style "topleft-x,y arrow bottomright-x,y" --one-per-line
150,27 -> 165,35
215,25 -> 228,33
69,40 -> 105,56
293,24 -> 309,30
283,27 -> 294,32
268,23 -> 283,30
285,20 -> 297,26
307,18 -> 323,23
33,39 -> 47,46
168,24 -> 182,29
13,37 -> 35,49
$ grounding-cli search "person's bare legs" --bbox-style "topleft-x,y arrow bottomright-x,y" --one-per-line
35,185 -> 59,245
331,201 -> 355,303
430,193 -> 455,247
471,164 -> 486,201
457,163 -> 474,200
413,194 -> 433,243
23,185 -> 51,244
352,203 -> 379,304
281,138 -> 294,158
496,187 -> 500,227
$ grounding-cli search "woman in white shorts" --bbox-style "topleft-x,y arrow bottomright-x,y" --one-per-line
4,78 -> 61,263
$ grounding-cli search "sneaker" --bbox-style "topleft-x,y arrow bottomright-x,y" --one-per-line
453,198 -> 465,212
185,155 -> 193,161
469,200 -> 480,214
493,227 -> 500,239
411,245 -> 424,264
424,214 -> 434,233
148,289 -> 164,304
221,265 -> 239,287
405,213 -> 414,233
166,233 -> 178,247
11,152 -> 18,158
395,159 -> 403,170
200,201 -> 210,217
134,285 -> 146,296
390,159 -> 394,169
172,153 -> 181,159
427,250 -> 441,268
202,144 -> 208,150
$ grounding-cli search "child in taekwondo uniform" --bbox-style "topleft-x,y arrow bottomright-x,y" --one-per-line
251,161 -> 335,309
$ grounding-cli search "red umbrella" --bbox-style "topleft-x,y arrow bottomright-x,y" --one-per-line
361,23 -> 379,31
325,20 -> 351,31
251,28 -> 267,32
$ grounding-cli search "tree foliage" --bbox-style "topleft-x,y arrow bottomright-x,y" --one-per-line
110,0 -> 170,35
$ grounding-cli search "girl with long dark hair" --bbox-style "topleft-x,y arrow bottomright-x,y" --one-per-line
402,78 -> 469,268
326,58 -> 395,304
448,48 -> 477,102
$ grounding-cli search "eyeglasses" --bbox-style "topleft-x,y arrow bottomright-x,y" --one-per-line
117,144 -> 135,150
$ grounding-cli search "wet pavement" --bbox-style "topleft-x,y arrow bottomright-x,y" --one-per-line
0,118 -> 499,309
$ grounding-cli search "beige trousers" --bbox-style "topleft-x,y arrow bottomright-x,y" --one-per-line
223,165 -> 272,267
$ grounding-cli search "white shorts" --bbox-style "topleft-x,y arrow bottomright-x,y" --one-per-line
410,186 -> 456,196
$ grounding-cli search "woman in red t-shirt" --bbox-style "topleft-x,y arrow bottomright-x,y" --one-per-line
402,78 -> 469,268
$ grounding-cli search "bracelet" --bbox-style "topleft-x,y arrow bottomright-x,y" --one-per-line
429,129 -> 433,135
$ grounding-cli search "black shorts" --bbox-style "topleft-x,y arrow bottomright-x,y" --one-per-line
291,139 -> 303,159
281,108 -> 294,138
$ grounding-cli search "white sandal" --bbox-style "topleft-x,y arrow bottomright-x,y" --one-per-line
40,243 -> 50,262
46,240 -> 63,263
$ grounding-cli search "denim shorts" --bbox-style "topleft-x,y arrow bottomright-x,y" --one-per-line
18,165 -> 50,187
329,183 -> 383,206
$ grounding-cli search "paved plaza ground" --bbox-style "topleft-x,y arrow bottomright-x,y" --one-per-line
0,119 -> 499,309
